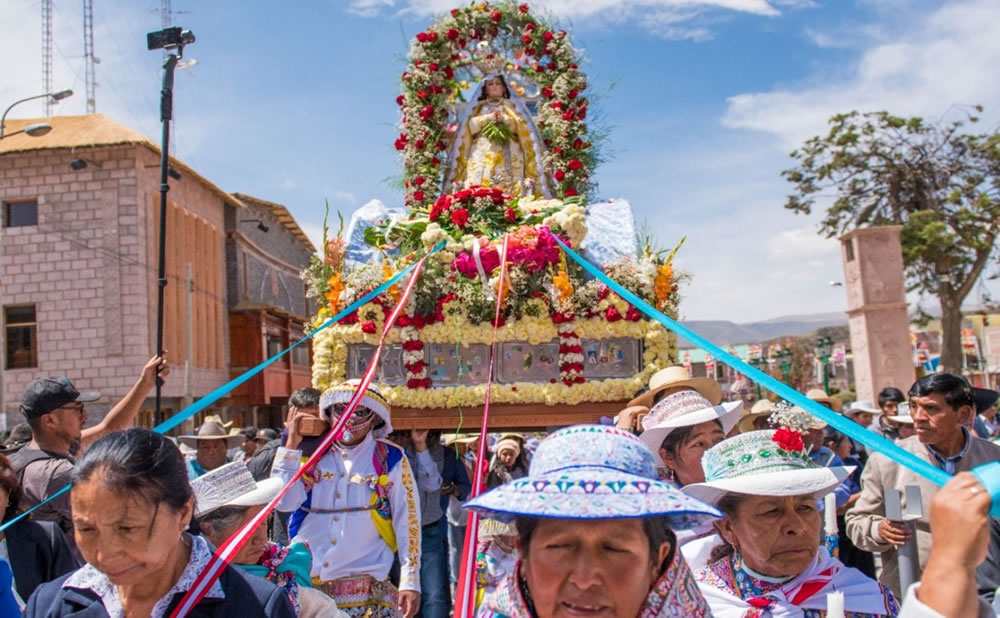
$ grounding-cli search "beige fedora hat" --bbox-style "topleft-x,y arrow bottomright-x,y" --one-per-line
178,420 -> 243,448
806,389 -> 842,412
737,399 -> 775,434
628,366 -> 722,409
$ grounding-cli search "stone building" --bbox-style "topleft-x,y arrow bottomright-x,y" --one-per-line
0,114 -> 315,431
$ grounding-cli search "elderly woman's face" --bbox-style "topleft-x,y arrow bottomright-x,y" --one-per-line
71,478 -> 193,586
200,505 -> 269,565
521,519 -> 668,618
718,495 -> 820,578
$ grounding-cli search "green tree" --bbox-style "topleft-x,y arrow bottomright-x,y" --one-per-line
782,107 -> 1000,373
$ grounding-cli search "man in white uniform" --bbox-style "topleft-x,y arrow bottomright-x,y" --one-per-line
272,381 -> 425,618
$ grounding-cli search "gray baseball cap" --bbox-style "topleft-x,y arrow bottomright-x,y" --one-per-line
20,377 -> 100,420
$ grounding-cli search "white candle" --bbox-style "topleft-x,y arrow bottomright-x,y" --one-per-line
827,591 -> 845,618
824,493 -> 838,535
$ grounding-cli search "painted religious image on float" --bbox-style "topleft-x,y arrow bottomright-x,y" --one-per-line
302,1 -> 687,417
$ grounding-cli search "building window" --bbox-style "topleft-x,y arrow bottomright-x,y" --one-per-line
4,305 -> 38,369
266,334 -> 283,359
3,201 -> 38,228
291,343 -> 310,367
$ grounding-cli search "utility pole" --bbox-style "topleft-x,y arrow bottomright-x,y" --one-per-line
41,0 -> 53,116
83,0 -> 97,113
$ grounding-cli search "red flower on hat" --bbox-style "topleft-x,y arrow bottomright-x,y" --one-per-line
773,427 -> 804,452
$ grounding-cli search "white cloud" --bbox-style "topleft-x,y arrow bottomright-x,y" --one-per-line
766,227 -> 839,262
722,0 -> 1000,149
331,190 -> 358,205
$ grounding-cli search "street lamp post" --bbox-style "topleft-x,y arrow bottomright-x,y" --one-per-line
816,336 -> 834,393
748,356 -> 765,400
777,349 -> 793,385
0,90 -> 73,139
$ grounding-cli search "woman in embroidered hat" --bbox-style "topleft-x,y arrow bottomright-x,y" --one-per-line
682,429 -> 898,617
271,381 -> 425,618
636,390 -> 742,571
465,424 -> 723,618
191,462 -> 346,618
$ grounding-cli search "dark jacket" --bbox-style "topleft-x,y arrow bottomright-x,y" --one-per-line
246,438 -> 282,482
5,518 -> 78,602
440,445 -> 472,510
24,563 -> 295,617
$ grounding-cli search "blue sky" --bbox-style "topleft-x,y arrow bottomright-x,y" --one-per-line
3,0 -> 999,322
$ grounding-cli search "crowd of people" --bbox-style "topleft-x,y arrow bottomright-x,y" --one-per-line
1,357 -> 999,617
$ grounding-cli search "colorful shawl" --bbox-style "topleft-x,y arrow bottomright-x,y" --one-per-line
239,541 -> 313,614
477,553 -> 710,618
695,547 -> 898,617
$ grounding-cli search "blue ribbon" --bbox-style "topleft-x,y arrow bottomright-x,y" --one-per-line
0,242 -> 444,533
555,237 -> 952,488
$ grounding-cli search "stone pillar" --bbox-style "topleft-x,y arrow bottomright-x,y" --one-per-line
840,227 -> 915,402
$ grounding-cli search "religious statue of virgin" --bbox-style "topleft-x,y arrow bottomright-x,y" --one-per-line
445,73 -> 553,199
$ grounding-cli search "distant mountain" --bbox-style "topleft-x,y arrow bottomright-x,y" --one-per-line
678,312 -> 849,348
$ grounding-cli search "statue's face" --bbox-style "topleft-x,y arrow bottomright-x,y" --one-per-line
486,77 -> 505,98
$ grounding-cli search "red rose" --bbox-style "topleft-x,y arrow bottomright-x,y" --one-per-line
397,315 -> 411,327
450,8 -> 459,16
431,84 -> 443,94
459,38 -> 466,48
446,28 -> 460,40
419,105 -> 435,120
414,60 -> 422,67
551,102 -> 562,111
543,31 -> 554,41
526,22 -> 535,31
562,112 -> 574,121
504,207 -> 517,222
444,66 -> 454,79
626,307 -> 642,322
542,87 -> 554,99
535,64 -> 545,73
416,90 -> 429,99
553,146 -> 562,155
522,34 -> 532,45
773,427 -> 805,453
519,3 -> 530,12
396,94 -> 406,106
413,176 -> 425,186
429,63 -> 439,71
402,340 -> 424,351
568,158 -> 583,170
569,89 -> 579,99
411,314 -> 426,329
394,133 -> 408,150
493,316 -> 506,327
605,306 -> 622,322
578,107 -> 587,120
428,31 -> 439,42
416,32 -> 428,43
414,139 -> 426,151
554,169 -> 565,181
491,10 -> 502,22
450,208 -> 469,227
413,190 -> 425,201
573,137 -> 584,150
361,320 -> 377,334
436,140 -> 447,151
565,187 -> 578,197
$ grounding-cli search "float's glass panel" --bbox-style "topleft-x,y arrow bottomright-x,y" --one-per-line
580,338 -> 642,379
347,344 -> 406,384
425,343 -> 491,385
498,341 -> 560,383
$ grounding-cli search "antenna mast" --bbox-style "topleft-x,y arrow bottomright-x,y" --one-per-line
41,0 -> 53,116
83,0 -> 97,113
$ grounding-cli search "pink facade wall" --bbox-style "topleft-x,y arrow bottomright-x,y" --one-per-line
0,145 -> 229,428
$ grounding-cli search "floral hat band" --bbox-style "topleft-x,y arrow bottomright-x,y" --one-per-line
682,430 -> 856,506
642,390 -> 716,431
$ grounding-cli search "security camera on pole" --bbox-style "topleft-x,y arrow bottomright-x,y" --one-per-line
147,26 -> 195,417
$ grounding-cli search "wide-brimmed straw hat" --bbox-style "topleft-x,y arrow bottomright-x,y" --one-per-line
628,366 -> 722,409
319,380 -> 392,439
806,389 -> 843,412
639,390 -> 742,465
179,420 -> 243,448
443,433 -> 479,447
845,400 -> 880,419
737,399 -> 775,434
190,462 -> 284,518
682,430 -> 855,506
465,424 -> 722,530
884,402 -> 914,425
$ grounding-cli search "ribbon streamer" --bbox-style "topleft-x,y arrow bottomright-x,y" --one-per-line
454,235 -> 509,618
554,236 -> 951,488
170,249 -> 432,617
0,242 -> 445,535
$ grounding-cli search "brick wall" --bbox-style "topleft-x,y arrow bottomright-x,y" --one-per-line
0,145 -> 230,427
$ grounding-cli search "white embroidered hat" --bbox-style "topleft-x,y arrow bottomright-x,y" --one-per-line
191,462 -> 284,518
639,390 -> 743,466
